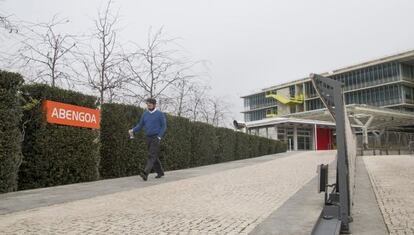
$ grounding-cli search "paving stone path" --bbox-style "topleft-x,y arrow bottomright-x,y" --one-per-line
364,155 -> 414,235
0,151 -> 334,235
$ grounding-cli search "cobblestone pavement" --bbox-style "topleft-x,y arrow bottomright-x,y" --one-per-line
0,152 -> 334,234
364,155 -> 414,235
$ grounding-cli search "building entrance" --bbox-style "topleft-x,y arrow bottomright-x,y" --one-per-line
297,129 -> 312,150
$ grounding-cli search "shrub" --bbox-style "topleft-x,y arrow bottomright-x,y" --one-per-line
18,84 -> 100,190
0,71 -> 24,193
99,103 -> 287,177
15,87 -> 287,189
215,127 -> 236,163
99,103 -> 147,179
234,132 -> 251,160
190,121 -> 218,167
160,115 -> 192,170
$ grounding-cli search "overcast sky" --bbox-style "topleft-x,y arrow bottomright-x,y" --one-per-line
2,0 -> 414,120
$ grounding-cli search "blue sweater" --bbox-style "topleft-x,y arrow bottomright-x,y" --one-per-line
132,110 -> 167,138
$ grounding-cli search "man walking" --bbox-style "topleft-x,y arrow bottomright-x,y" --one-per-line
129,98 -> 167,181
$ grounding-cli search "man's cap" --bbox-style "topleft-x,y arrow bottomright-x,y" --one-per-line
145,98 -> 157,104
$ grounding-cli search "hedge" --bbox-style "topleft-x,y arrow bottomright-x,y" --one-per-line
215,127 -> 236,163
234,132 -> 251,160
190,121 -> 218,167
160,115 -> 192,171
100,103 -> 194,178
0,71 -> 24,193
18,84 -> 100,190
0,80 -> 286,191
99,103 -> 147,179
99,103 -> 286,178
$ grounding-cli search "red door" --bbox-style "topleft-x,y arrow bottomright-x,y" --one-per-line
317,127 -> 332,150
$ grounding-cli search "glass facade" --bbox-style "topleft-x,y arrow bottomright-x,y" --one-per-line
306,98 -> 324,111
404,86 -> 414,104
305,81 -> 317,98
297,129 -> 312,150
344,84 -> 402,106
330,62 -> 400,91
401,63 -> 414,82
243,93 -> 276,111
307,62 -> 409,111
243,61 -> 414,122
275,128 -> 295,151
243,92 -> 277,122
244,109 -> 267,122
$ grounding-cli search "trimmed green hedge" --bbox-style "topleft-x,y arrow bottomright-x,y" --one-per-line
0,80 -> 286,192
99,103 -> 287,178
190,121 -> 218,167
0,71 -> 24,193
100,104 -> 194,178
160,115 -> 192,170
18,84 -> 100,190
215,127 -> 236,163
99,103 -> 147,179
234,132 -> 251,160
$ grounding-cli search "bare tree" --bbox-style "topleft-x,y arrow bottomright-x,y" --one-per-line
0,12 -> 17,63
166,73 -> 213,117
188,84 -> 210,122
173,78 -> 194,117
0,1 -> 18,36
7,16 -> 77,87
0,14 -> 18,34
199,96 -> 230,127
123,28 -> 197,105
81,0 -> 125,104
211,97 -> 230,127
170,80 -> 210,120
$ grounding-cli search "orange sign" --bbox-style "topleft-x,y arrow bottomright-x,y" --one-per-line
43,100 -> 100,129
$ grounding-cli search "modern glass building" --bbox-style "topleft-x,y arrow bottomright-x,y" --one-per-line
241,50 -> 414,151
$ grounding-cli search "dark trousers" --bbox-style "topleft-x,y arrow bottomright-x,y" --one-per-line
144,136 -> 164,175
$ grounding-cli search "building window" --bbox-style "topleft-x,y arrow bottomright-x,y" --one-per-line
289,85 -> 296,97
297,128 -> 312,150
290,105 -> 296,114
405,86 -> 414,104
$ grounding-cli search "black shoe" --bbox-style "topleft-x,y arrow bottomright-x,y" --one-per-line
155,173 -> 164,179
139,172 -> 148,181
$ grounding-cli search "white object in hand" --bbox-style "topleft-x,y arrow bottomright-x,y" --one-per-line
128,129 -> 134,139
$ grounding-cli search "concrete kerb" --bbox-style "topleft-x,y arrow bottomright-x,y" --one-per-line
350,156 -> 388,235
